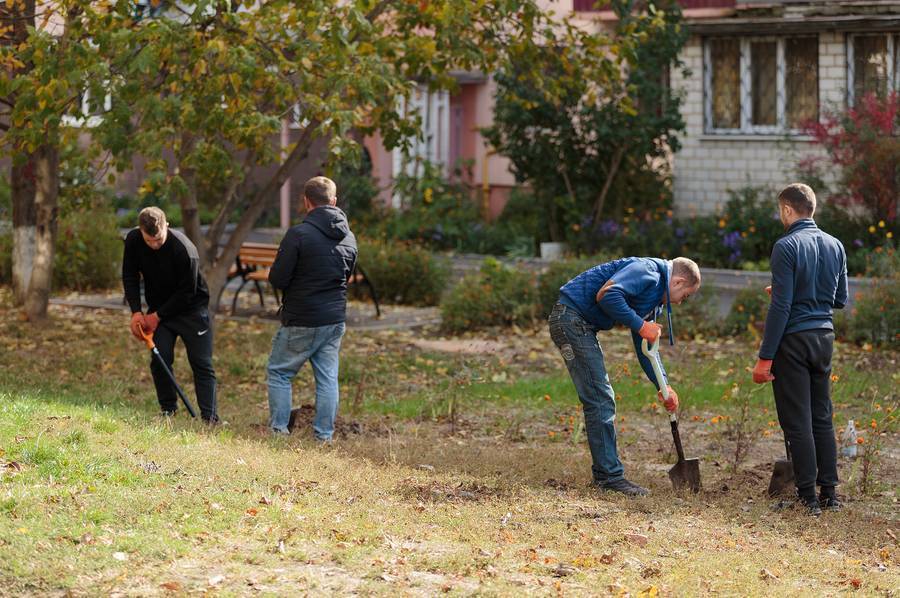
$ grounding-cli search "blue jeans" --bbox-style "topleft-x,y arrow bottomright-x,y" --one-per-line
548,303 -> 624,483
267,322 -> 346,439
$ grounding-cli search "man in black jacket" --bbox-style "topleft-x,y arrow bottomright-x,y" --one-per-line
267,177 -> 358,439
123,207 -> 219,423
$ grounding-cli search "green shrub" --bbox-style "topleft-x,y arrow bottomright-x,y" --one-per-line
847,247 -> 899,347
440,258 -> 538,333
659,286 -> 723,340
723,286 -> 769,337
352,240 -> 449,306
0,228 -> 11,285
53,210 -> 122,291
535,256 -> 607,318
850,278 -> 900,347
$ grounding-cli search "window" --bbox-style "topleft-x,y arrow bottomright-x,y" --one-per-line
704,36 -> 818,134
61,87 -> 112,128
391,86 -> 449,206
848,34 -> 898,105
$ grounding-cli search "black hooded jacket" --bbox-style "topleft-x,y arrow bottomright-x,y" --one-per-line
268,206 -> 358,327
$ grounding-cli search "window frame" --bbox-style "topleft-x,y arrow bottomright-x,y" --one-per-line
704,35 -> 818,136
846,33 -> 898,106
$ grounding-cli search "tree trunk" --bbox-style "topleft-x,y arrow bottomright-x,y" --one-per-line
23,144 -> 59,321
177,166 -> 205,265
203,120 -> 320,316
591,145 -> 625,228
11,155 -> 36,305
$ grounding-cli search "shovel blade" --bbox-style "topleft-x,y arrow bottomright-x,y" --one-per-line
767,459 -> 795,497
669,458 -> 701,493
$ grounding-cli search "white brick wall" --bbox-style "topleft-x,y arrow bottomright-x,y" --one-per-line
672,32 -> 845,215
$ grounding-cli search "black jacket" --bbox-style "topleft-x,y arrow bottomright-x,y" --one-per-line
269,206 -> 358,327
122,228 -> 209,318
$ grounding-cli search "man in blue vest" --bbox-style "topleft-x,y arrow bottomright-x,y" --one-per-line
549,257 -> 701,496
752,183 -> 848,517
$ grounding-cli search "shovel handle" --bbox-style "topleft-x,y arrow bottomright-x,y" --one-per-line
642,338 -> 687,460
640,338 -> 673,411
138,325 -> 155,350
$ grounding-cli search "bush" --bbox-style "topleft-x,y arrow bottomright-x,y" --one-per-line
723,286 -> 769,337
53,210 -> 122,291
847,247 -> 899,347
440,258 -> 538,333
535,256 -> 607,318
850,278 -> 900,347
659,286 -> 723,340
352,240 -> 449,307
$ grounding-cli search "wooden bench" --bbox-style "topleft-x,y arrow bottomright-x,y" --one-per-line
224,242 -> 381,318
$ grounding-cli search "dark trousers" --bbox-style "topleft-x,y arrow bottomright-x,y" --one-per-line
150,309 -> 218,421
771,329 -> 838,500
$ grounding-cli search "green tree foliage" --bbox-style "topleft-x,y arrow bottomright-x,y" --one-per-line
87,0 -> 552,311
483,0 -> 688,242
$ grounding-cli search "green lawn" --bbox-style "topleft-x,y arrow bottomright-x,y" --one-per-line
1,297 -> 897,595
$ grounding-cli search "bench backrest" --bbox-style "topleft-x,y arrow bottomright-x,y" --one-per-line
238,242 -> 278,268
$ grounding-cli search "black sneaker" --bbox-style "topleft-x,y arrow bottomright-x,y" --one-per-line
772,497 -> 822,517
597,478 -> 650,497
819,495 -> 843,511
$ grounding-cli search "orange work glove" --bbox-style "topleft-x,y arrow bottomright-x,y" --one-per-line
129,312 -> 145,340
658,385 -> 679,412
752,359 -> 774,384
144,312 -> 160,334
638,321 -> 662,343
765,285 -> 772,298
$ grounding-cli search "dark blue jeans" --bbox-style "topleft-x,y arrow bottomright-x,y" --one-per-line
548,303 -> 624,483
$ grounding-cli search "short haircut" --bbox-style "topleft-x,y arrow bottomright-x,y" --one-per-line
673,257 -> 701,287
778,183 -> 816,217
303,176 -> 337,207
138,207 -> 167,237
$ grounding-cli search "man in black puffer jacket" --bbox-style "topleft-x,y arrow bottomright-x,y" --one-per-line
266,176 -> 358,440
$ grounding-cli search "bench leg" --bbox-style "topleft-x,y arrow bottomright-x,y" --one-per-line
355,264 -> 382,318
253,280 -> 265,308
270,284 -> 280,307
231,279 -> 248,314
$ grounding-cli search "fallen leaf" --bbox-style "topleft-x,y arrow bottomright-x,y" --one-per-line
759,568 -> 778,581
626,533 -> 649,547
246,508 -> 258,516
259,496 -> 271,505
160,581 -> 181,592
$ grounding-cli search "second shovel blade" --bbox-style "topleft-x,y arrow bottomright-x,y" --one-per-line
669,458 -> 701,493
767,459 -> 795,497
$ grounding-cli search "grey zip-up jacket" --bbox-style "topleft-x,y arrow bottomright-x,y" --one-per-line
759,218 -> 848,359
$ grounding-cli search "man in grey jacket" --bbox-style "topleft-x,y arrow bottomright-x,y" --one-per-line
752,183 -> 848,516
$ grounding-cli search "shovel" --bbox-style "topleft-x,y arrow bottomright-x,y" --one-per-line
642,338 -> 701,493
767,438 -> 795,497
139,325 -> 198,418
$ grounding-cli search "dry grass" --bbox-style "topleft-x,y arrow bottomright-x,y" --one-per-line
0,296 -> 897,596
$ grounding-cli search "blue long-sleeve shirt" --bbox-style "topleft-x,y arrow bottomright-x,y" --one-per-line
559,257 -> 672,389
759,219 -> 848,359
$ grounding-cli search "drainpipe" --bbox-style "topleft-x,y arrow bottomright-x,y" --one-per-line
481,148 -> 495,221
